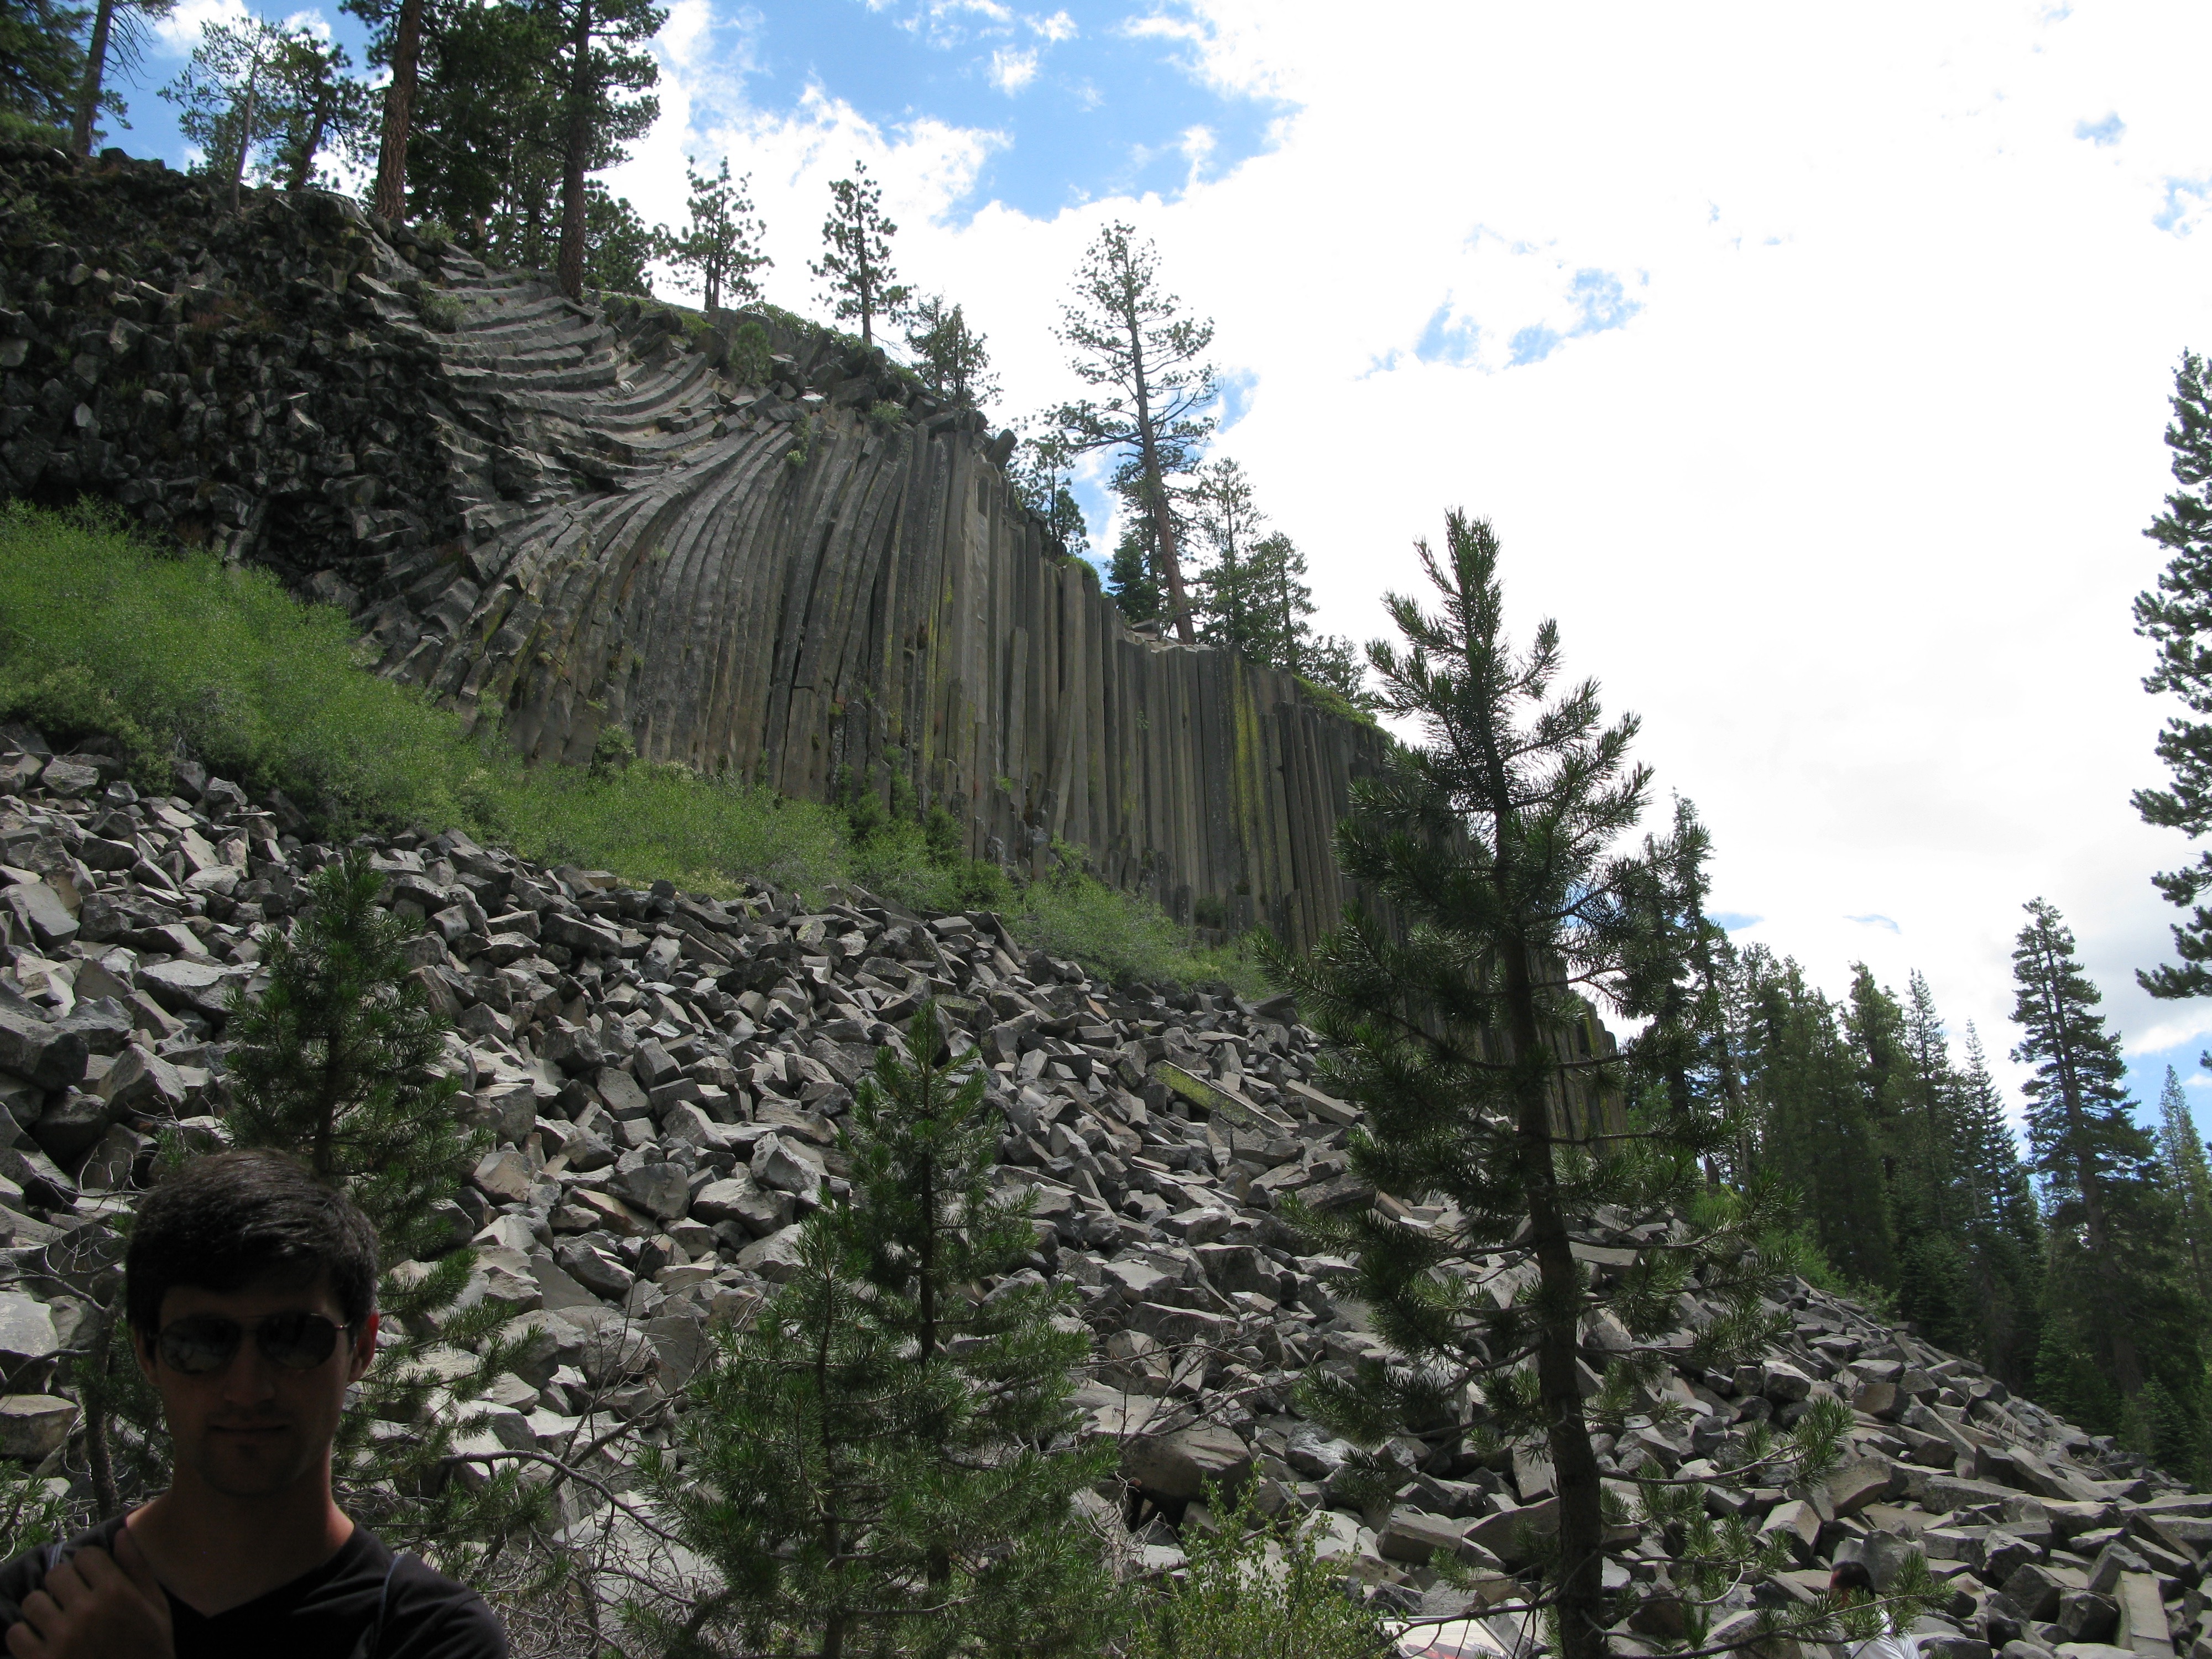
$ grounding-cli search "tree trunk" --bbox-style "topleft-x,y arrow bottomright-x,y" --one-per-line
1120,310 -> 1195,645
1504,942 -> 1609,1659
2033,937 -> 2143,1397
286,88 -> 332,192
84,1299 -> 121,1521
372,0 -> 422,223
69,0 -> 115,158
554,0 -> 594,302
228,67 -> 259,214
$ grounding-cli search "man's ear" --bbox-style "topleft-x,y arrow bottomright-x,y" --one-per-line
346,1312 -> 378,1384
131,1325 -> 156,1385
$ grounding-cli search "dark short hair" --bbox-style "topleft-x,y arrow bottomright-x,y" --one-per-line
1830,1560 -> 1874,1594
125,1150 -> 379,1339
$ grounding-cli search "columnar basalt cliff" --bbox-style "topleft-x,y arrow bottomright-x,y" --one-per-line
0,143 -> 1389,947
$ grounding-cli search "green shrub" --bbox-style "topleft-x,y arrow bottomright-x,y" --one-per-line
414,290 -> 463,333
1292,674 -> 1376,728
727,320 -> 773,387
865,399 -> 905,432
1131,1481 -> 1391,1659
1192,895 -> 1229,930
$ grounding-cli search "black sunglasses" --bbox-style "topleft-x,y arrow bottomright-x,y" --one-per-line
154,1311 -> 352,1376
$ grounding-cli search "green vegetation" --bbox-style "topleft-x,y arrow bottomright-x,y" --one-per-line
637,1004 -> 1117,1655
0,503 -> 1245,989
1129,1483 -> 1390,1659
220,853 -> 552,1578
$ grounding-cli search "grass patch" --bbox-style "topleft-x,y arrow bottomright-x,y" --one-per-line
0,503 -> 1253,989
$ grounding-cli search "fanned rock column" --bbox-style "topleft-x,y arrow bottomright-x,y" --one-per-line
0,144 -> 1391,950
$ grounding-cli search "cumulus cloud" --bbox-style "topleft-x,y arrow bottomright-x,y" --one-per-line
987,46 -> 1038,93
153,0 -> 251,52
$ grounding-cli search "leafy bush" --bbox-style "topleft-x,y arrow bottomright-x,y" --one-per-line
414,290 -> 463,333
727,319 -> 774,387
1130,1481 -> 1390,1659
865,399 -> 906,431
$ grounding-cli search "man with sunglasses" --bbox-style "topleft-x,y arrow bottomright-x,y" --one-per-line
0,1150 -> 507,1656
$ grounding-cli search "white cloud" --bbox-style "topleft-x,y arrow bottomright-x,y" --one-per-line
1027,9 -> 1075,44
153,0 -> 249,53
619,0 -> 2212,1112
987,46 -> 1039,93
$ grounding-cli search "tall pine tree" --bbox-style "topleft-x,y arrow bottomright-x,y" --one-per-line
810,159 -> 907,347
2157,1066 -> 2212,1305
1263,512 -> 1838,1659
2010,897 -> 2199,1450
2135,351 -> 2212,997
1051,222 -> 1215,645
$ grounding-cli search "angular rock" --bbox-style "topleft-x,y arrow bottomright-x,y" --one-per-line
1120,1422 -> 1253,1503
0,1005 -> 85,1091
0,1394 -> 74,1459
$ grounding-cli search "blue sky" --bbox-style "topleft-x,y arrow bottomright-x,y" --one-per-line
707,2 -> 1288,220
115,0 -> 1286,215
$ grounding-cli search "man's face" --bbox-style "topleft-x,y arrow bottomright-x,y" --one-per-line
132,1271 -> 377,1501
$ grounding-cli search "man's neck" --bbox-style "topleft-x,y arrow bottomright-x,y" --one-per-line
124,1468 -> 355,1618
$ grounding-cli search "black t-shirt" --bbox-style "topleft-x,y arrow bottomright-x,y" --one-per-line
0,1513 -> 508,1658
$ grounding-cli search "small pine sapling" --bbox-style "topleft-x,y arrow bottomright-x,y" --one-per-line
221,851 -> 552,1582
634,1003 -> 1115,1657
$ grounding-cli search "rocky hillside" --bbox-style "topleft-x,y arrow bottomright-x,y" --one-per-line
0,141 -> 1389,947
0,734 -> 2196,1658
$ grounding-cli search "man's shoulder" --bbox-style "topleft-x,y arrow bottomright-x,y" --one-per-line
355,1532 -> 508,1659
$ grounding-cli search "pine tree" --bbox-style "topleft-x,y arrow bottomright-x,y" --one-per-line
1898,972 -> 1958,1232
2157,1066 -> 2212,1304
1740,953 -> 1893,1286
1248,530 -> 1317,671
353,0 -> 422,220
160,15 -> 294,210
810,159 -> 907,347
1188,457 -> 1269,656
2135,351 -> 2212,997
1107,514 -> 1162,626
1262,512 -> 1845,1659
638,1005 -> 1115,1656
551,0 -> 662,299
0,0 -> 90,141
211,853 -> 560,1578
1010,431 -> 1088,556
583,180 -> 653,294
1052,222 -> 1215,645
1301,633 -> 1380,716
2008,898 -> 2159,1407
658,156 -> 768,315
65,0 -> 167,156
903,294 -> 997,412
267,32 -> 373,191
1950,1025 -> 2043,1388
221,851 -> 478,1254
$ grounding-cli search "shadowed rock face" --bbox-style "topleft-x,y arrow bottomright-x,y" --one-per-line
0,144 -> 1389,945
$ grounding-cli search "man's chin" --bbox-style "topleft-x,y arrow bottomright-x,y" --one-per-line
194,1430 -> 309,1495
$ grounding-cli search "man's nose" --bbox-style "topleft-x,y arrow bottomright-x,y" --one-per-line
216,1340 -> 281,1404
